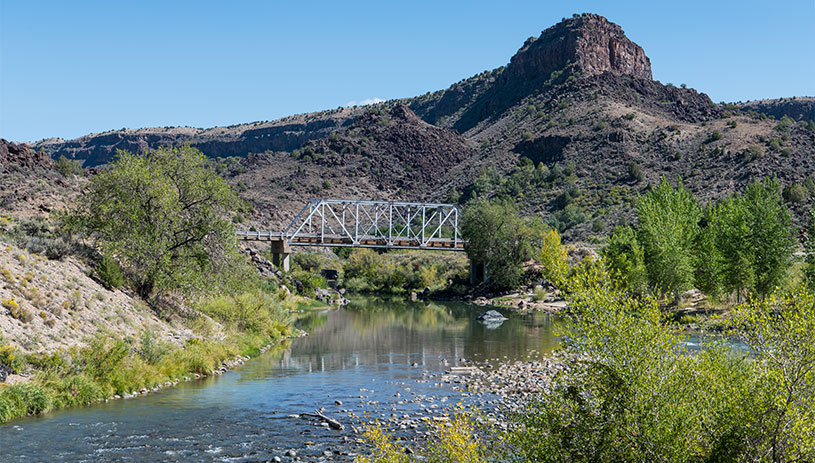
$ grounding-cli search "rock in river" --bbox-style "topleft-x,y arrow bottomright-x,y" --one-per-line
477,310 -> 507,322
476,310 -> 508,329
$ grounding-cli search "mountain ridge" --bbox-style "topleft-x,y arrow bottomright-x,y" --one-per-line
18,14 -> 815,241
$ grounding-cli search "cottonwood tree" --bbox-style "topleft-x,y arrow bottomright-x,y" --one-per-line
603,225 -> 647,292
743,177 -> 796,297
636,178 -> 700,297
70,145 -> 244,297
461,198 -> 545,289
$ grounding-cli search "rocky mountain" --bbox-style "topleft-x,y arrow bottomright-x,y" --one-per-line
32,110 -> 362,167
22,14 -> 815,240
739,97 -> 815,122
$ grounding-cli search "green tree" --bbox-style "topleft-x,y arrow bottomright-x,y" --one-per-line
743,177 -> 796,297
731,288 -> 815,461
603,225 -> 647,292
55,155 -> 83,176
69,145 -> 244,297
539,228 -> 569,288
636,178 -> 700,296
461,198 -> 545,289
708,196 -> 754,300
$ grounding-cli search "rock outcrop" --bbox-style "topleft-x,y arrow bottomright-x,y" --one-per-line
505,13 -> 652,84
0,139 -> 53,171
739,97 -> 815,122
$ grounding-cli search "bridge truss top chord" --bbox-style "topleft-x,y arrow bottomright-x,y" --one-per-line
236,199 -> 465,251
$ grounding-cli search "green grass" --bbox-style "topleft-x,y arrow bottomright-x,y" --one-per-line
0,291 -> 295,424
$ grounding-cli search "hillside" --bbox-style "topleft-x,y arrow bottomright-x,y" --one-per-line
25,13 -> 815,240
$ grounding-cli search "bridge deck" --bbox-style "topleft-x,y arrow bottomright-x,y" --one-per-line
236,231 -> 464,250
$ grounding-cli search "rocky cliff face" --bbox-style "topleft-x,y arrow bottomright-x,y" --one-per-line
32,111 -> 360,167
0,139 -> 53,172
505,13 -> 652,83
432,14 -> 656,133
739,98 -> 815,122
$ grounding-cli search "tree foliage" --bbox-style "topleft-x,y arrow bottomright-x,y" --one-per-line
603,225 -> 647,292
539,229 -> 569,288
505,260 -> 815,462
743,178 -> 796,297
461,198 -> 546,289
69,145 -> 244,297
731,288 -> 815,461
636,178 -> 700,296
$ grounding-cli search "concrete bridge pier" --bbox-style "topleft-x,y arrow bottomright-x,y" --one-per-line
270,239 -> 291,272
469,259 -> 488,285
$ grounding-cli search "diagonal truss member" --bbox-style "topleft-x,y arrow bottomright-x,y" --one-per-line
238,199 -> 464,251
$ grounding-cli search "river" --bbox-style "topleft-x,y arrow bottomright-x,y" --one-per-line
0,298 -> 561,462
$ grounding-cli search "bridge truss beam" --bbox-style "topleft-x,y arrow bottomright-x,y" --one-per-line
282,199 -> 464,250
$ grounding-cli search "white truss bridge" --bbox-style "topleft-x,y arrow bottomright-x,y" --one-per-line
236,199 -> 465,269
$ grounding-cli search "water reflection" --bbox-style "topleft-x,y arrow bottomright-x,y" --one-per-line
0,297 -> 562,462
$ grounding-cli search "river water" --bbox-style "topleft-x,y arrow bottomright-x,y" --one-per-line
0,298 -> 561,462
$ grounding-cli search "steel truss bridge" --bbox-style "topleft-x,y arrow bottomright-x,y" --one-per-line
236,199 -> 466,270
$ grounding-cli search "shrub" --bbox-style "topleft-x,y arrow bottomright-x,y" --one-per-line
139,330 -> 172,365
24,236 -> 71,260
744,145 -> 764,161
547,205 -> 587,232
198,291 -> 286,337
95,254 -> 125,290
25,351 -> 67,372
628,161 -> 644,182
289,270 -> 326,297
783,183 -> 808,203
292,252 -> 329,272
0,344 -> 24,373
55,155 -> 83,177
75,338 -> 130,382
539,229 -> 569,287
706,131 -> 723,143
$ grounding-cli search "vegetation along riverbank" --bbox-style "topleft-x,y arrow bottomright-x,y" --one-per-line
0,146 -> 321,423
354,175 -> 814,461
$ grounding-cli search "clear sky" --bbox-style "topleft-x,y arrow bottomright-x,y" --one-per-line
1,0 -> 813,142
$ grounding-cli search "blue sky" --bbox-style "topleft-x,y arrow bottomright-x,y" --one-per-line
2,1 -> 813,142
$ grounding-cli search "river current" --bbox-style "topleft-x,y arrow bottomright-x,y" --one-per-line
0,298 -> 560,462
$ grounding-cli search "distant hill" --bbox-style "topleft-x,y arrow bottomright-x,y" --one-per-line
738,97 -> 815,122
26,13 -> 815,240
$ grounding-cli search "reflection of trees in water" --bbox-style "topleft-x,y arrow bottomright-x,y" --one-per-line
246,298 -> 562,377
293,311 -> 329,332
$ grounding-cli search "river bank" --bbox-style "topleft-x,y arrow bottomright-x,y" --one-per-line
0,297 -> 562,461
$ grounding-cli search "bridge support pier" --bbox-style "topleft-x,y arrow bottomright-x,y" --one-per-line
469,260 -> 488,285
270,239 -> 291,272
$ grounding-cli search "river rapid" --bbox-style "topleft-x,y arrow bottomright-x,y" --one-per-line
0,297 -> 561,462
